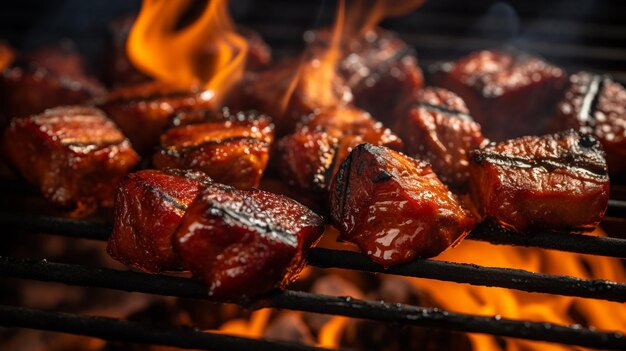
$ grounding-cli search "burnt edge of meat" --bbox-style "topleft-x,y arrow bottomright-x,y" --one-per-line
469,129 -> 608,180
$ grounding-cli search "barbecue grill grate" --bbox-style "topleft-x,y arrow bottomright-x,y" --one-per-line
0,209 -> 625,350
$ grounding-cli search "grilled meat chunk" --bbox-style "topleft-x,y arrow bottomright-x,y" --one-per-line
277,107 -> 402,194
307,27 -> 424,125
153,111 -> 274,189
107,169 -> 212,272
174,184 -> 324,297
430,49 -> 566,140
2,106 -> 138,213
225,57 -> 352,136
394,87 -> 487,191
0,50 -> 105,120
553,72 -> 626,178
98,81 -> 216,154
468,130 -> 609,232
329,144 -> 475,267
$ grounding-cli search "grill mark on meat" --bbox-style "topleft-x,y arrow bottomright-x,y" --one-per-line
578,74 -> 605,131
472,150 -> 608,179
133,177 -> 188,212
414,102 -> 473,121
205,201 -> 298,248
160,136 -> 269,158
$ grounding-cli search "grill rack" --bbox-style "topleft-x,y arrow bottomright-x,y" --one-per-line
1,212 -> 625,350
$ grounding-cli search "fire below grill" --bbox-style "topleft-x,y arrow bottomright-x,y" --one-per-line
0,204 -> 625,350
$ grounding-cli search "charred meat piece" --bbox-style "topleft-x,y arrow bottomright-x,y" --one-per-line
553,72 -> 626,178
174,184 -> 324,297
430,49 -> 566,140
394,87 -> 487,191
225,56 -> 352,136
468,130 -> 609,232
330,144 -> 475,267
276,107 -> 402,194
98,81 -> 216,154
153,111 -> 274,189
107,169 -> 212,272
307,27 -> 424,125
0,49 -> 106,120
2,106 -> 138,213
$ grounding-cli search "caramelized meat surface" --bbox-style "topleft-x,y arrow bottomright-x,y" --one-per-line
553,72 -> 626,178
0,53 -> 105,120
430,49 -> 566,140
2,106 -> 138,213
329,144 -> 475,267
107,169 -> 212,272
98,81 -> 216,154
174,184 -> 324,297
307,27 -> 424,125
394,87 -> 487,191
468,130 -> 609,232
277,107 -> 402,194
153,111 -> 274,189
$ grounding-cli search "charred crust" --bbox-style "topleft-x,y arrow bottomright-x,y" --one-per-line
332,147 -> 354,225
415,102 -> 473,121
162,168 -> 213,187
470,150 -> 486,165
578,133 -> 599,149
132,175 -> 188,211
372,169 -> 393,183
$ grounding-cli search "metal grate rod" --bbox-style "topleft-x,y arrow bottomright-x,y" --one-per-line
0,305 -> 335,351
2,213 -> 626,259
0,257 -> 624,350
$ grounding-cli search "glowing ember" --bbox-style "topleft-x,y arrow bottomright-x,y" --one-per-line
127,0 -> 247,101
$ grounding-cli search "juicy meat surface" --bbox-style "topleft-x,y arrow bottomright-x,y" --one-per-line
553,71 -> 626,178
329,144 -> 475,267
98,81 -> 216,154
394,87 -> 487,191
0,56 -> 105,120
2,106 -> 138,214
468,129 -> 609,232
306,27 -> 424,125
174,184 -> 325,298
430,49 -> 566,140
153,111 -> 274,189
277,107 -> 402,194
107,169 -> 212,272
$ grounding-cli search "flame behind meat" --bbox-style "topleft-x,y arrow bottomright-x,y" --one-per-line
127,0 -> 247,101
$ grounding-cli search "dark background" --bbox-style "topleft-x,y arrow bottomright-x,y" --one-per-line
0,0 -> 625,80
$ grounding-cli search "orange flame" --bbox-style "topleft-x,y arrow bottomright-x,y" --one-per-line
127,0 -> 247,100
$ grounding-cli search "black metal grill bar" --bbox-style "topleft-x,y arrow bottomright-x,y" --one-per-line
468,222 -> 626,258
307,249 -> 626,302
0,257 -> 624,350
2,213 -> 625,259
0,305 -> 335,351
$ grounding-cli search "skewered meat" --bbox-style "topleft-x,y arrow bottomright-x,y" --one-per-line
552,71 -> 626,179
225,56 -> 352,136
0,47 -> 106,120
329,144 -> 475,267
2,106 -> 138,214
394,87 -> 487,191
430,49 -> 566,140
276,107 -> 402,195
98,81 -> 216,154
107,169 -> 212,273
174,184 -> 324,297
153,110 -> 274,189
307,27 -> 424,125
468,129 -> 609,232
